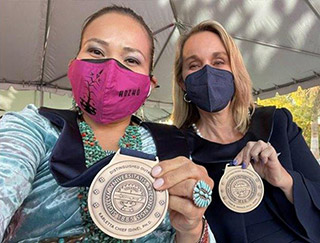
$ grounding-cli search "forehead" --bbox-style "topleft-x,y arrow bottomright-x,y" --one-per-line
82,12 -> 151,55
183,31 -> 226,58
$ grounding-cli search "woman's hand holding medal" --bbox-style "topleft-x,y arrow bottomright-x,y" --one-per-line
151,156 -> 213,243
234,140 -> 293,203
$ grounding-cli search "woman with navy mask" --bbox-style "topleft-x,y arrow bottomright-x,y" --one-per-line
172,20 -> 320,242
0,6 -> 215,242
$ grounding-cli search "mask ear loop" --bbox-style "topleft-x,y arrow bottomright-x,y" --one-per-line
184,93 -> 192,103
147,85 -> 152,97
147,74 -> 160,97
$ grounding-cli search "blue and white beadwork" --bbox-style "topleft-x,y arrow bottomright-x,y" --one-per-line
193,180 -> 212,208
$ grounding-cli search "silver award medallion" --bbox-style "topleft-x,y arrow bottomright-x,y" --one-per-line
219,164 -> 264,213
88,150 -> 168,240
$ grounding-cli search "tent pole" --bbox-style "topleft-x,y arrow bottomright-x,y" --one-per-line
154,25 -> 176,68
40,86 -> 44,107
152,23 -> 174,35
233,35 -> 320,58
304,0 -> 320,21
34,90 -> 37,106
169,0 -> 180,33
38,0 -> 51,107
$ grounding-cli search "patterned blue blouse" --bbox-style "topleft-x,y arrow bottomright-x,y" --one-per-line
0,105 -> 215,242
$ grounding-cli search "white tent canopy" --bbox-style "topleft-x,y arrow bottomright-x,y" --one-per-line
1,0 -> 320,121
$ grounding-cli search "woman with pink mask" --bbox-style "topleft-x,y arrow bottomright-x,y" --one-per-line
0,6 -> 214,243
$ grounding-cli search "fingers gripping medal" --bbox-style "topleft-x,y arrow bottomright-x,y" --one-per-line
88,148 -> 168,240
219,164 -> 264,213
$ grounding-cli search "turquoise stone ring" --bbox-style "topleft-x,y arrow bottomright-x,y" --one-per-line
193,180 -> 212,208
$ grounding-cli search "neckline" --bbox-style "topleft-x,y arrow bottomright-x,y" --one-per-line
190,124 -> 249,146
78,120 -> 142,167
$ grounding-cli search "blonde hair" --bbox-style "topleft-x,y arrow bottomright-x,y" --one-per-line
171,20 -> 254,133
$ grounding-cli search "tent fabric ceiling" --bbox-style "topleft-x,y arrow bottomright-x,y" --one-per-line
1,0 -> 320,120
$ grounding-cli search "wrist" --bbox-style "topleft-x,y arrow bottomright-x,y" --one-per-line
175,217 -> 208,243
277,169 -> 294,203
277,168 -> 293,191
175,221 -> 202,243
198,217 -> 209,243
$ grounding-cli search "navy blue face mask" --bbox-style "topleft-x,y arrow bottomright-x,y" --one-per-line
185,65 -> 235,112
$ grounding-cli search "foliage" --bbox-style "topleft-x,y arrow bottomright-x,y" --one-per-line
256,86 -> 320,148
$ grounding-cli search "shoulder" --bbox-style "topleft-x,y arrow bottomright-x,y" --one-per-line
1,104 -> 57,136
140,122 -> 190,160
274,107 -> 294,123
273,107 -> 297,134
270,107 -> 300,142
250,106 -> 299,142
254,106 -> 294,128
139,126 -> 157,156
2,104 -> 43,123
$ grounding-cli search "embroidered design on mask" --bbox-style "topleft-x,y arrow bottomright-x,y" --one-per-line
69,58 -> 151,124
119,88 -> 141,97
80,69 -> 104,115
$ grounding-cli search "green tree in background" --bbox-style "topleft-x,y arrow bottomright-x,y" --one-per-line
256,86 -> 320,159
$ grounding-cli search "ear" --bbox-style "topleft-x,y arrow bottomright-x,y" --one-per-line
178,79 -> 186,92
150,76 -> 158,90
68,58 -> 76,67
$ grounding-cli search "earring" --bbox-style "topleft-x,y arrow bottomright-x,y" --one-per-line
183,93 -> 191,103
72,98 -> 83,116
248,108 -> 253,119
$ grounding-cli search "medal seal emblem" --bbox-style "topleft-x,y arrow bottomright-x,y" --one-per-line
88,151 -> 168,240
219,164 -> 264,213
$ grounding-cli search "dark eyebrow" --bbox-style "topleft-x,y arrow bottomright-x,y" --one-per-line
83,38 -> 109,47
123,47 -> 146,61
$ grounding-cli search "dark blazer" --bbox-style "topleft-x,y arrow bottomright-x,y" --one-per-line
183,107 -> 320,243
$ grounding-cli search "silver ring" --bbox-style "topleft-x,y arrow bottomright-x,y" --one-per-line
193,180 -> 212,208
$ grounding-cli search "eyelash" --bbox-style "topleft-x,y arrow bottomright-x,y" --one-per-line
189,63 -> 200,70
87,48 -> 104,57
188,59 -> 225,70
125,57 -> 140,65
86,47 -> 141,67
213,60 -> 225,65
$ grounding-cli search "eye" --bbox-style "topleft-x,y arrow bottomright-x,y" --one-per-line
125,57 -> 140,66
87,48 -> 104,57
189,63 -> 200,70
213,59 -> 225,66
215,61 -> 223,65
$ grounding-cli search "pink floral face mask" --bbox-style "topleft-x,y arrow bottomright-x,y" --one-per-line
68,58 -> 151,124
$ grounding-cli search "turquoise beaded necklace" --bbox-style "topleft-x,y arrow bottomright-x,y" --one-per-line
78,120 -> 142,242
